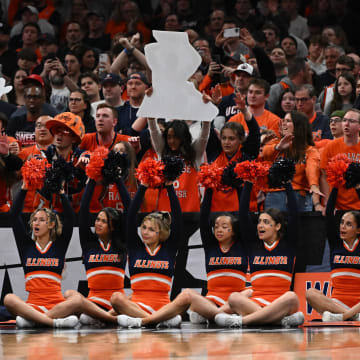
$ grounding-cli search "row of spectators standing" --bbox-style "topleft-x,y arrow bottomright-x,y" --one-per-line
0,0 -> 360,215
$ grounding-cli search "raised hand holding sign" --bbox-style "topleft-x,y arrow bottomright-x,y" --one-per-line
137,31 -> 219,122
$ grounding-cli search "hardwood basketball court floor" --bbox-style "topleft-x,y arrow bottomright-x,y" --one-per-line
0,323 -> 360,359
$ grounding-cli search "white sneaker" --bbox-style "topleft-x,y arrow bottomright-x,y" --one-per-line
16,316 -> 35,328
79,313 -> 105,327
117,315 -> 142,328
188,310 -> 207,324
215,313 -> 242,328
157,315 -> 182,328
322,311 -> 343,322
350,313 -> 360,321
53,315 -> 79,328
281,311 -> 305,327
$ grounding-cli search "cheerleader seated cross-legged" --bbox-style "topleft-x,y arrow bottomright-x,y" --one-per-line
215,180 -> 304,328
117,186 -> 249,327
4,184 -> 81,328
76,177 -> 130,326
187,186 -> 249,324
112,179 -> 185,328
306,187 -> 360,322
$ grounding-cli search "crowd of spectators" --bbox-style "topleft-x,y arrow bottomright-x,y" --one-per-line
0,0 -> 360,215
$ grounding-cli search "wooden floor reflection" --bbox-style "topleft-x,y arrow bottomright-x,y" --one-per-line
1,324 -> 360,359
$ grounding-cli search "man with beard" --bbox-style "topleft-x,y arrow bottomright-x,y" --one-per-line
6,75 -> 57,147
40,55 -> 78,112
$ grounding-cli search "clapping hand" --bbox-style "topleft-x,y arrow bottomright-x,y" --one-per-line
0,133 -> 9,156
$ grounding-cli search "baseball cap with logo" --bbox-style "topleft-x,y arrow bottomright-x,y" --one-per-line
127,72 -> 150,86
46,112 -> 85,144
102,73 -> 122,86
234,63 -> 254,76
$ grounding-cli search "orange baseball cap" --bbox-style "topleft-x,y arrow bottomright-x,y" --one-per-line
46,112 -> 85,144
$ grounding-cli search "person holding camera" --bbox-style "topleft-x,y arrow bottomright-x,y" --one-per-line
40,55 -> 79,113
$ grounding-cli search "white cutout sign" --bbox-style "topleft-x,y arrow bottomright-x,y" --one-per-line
137,30 -> 219,122
0,78 -> 12,98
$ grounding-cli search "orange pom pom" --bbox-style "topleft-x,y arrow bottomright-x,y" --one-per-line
136,158 -> 165,188
234,160 -> 271,191
85,146 -> 109,181
326,154 -> 350,188
234,160 -> 259,181
21,157 -> 50,190
198,163 -> 223,190
254,161 -> 271,191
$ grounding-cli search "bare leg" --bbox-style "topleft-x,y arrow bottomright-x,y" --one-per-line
4,293 -> 55,327
305,288 -> 348,315
81,299 -> 119,324
141,289 -> 192,326
217,302 -> 233,314
111,292 -> 149,318
46,292 -> 83,319
227,292 -> 262,315
64,290 -> 118,324
211,288 -> 254,318
342,303 -> 360,321
64,289 -> 78,298
241,292 -> 300,325
189,292 -> 226,320
108,308 -> 118,316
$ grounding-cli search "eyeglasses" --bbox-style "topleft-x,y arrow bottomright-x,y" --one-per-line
35,122 -> 47,129
342,118 -> 360,124
295,97 -> 310,103
329,118 -> 342,124
69,97 -> 83,103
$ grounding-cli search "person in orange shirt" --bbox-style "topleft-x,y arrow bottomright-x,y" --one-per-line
18,115 -> 53,160
100,140 -> 138,211
18,115 -> 53,212
147,117 -> 210,213
263,110 -> 321,212
79,103 -> 138,212
80,103 -> 131,152
212,95 -> 260,212
229,78 -> 280,136
214,179 -> 304,328
306,185 -> 360,323
320,108 -> 360,210
35,112 -> 85,212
